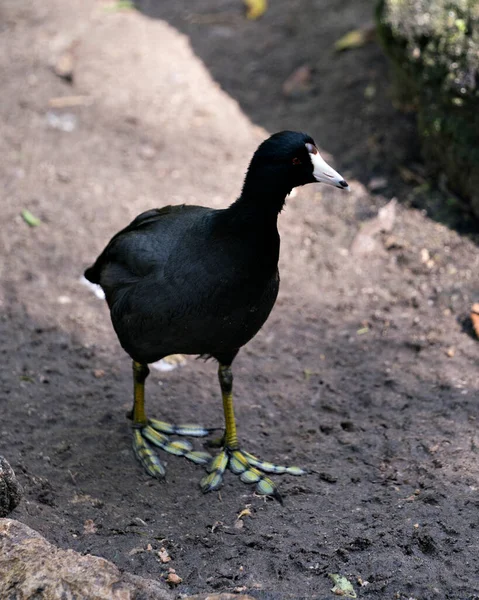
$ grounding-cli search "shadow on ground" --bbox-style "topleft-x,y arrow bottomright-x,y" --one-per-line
133,0 -> 479,237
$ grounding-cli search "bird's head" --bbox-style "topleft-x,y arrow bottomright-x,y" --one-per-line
249,131 -> 349,192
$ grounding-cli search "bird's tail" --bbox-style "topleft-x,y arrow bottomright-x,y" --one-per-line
84,264 -> 100,284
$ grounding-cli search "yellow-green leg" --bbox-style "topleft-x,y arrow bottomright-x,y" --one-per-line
200,364 -> 306,502
131,361 -> 212,478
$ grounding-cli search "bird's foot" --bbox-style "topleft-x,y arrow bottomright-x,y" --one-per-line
132,418 -> 213,478
200,447 -> 306,503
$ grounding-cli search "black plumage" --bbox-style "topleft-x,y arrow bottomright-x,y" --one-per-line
85,131 -> 348,499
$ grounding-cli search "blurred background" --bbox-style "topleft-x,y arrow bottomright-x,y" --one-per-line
1,1 -> 478,599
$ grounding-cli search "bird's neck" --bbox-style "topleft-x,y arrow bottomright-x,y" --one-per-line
227,167 -> 293,225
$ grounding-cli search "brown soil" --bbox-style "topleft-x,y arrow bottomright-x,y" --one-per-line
1,1 -> 478,598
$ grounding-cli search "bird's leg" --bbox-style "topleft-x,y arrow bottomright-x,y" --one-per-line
131,362 -> 165,477
130,361 -> 212,478
200,364 -> 306,502
220,364 -> 239,449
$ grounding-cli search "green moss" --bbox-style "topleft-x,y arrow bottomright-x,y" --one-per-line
376,0 -> 479,218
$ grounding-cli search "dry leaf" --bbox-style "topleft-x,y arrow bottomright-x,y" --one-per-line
244,0 -> 267,20
21,209 -> 41,227
329,573 -> 357,598
236,507 -> 252,520
334,25 -> 375,52
103,0 -> 134,11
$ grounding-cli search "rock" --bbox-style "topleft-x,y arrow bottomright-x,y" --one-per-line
0,519 -> 173,600
0,457 -> 22,517
351,199 -> 397,256
376,0 -> 479,219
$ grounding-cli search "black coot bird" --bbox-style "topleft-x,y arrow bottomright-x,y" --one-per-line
85,131 -> 349,501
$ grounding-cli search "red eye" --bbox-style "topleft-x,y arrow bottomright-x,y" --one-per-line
292,157 -> 301,165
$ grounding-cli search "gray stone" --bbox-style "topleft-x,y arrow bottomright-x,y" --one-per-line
0,519 -> 173,600
0,456 -> 22,517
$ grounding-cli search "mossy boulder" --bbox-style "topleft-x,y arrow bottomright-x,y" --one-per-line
376,0 -> 479,219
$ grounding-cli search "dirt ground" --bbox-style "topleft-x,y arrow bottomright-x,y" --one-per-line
1,1 -> 479,598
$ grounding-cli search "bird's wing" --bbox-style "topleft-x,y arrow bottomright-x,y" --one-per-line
84,205 -> 204,284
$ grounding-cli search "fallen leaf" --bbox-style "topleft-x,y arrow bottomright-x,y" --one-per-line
244,0 -> 267,20
329,573 -> 357,598
103,0 -> 134,11
236,507 -> 252,520
334,25 -> 375,52
21,209 -> 41,227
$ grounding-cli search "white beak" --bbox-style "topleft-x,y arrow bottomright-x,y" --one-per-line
310,150 -> 350,191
